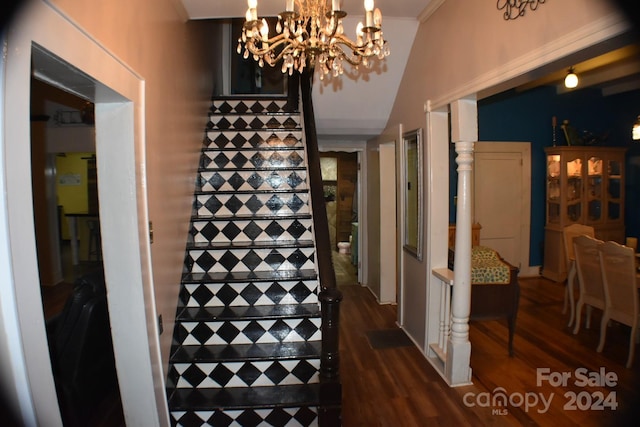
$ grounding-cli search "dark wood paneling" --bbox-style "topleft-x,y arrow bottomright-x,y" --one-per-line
321,151 -> 357,246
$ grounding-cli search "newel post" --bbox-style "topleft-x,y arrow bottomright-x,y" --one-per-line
318,286 -> 342,426
319,286 -> 342,379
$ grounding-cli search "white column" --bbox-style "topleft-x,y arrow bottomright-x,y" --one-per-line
445,98 -> 477,386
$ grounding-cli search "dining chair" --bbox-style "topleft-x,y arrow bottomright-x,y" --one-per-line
573,234 -> 605,335
597,240 -> 639,368
563,224 -> 595,327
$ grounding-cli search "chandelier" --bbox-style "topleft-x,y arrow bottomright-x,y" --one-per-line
237,0 -> 390,80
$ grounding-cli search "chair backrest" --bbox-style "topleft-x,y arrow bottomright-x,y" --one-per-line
599,240 -> 639,325
50,270 -> 116,409
563,224 -> 595,265
573,234 -> 605,303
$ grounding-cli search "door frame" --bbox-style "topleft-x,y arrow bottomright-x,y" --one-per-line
318,142 -> 366,284
1,2 -> 166,425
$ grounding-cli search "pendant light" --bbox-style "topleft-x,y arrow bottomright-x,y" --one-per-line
564,67 -> 578,89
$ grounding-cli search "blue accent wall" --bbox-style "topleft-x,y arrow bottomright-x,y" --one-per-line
450,85 -> 640,268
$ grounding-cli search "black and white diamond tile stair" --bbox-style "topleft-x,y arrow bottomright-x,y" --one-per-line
167,96 -> 335,427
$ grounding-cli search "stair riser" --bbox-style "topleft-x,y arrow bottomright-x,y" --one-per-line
205,130 -> 303,150
171,407 -> 318,427
207,115 -> 300,131
189,219 -> 313,245
210,98 -> 291,114
197,170 -> 308,193
199,149 -> 306,171
175,318 -> 321,346
172,359 -> 320,389
179,281 -> 319,308
184,247 -> 316,274
194,193 -> 310,217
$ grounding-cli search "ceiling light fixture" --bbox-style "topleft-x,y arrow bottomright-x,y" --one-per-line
632,116 -> 640,140
238,0 -> 390,81
564,67 -> 578,89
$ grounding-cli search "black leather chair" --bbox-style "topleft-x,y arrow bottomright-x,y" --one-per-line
46,270 -> 118,426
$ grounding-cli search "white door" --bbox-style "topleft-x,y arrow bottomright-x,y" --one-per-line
474,142 -> 531,273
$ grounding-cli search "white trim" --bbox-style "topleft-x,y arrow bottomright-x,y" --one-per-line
424,108 -> 451,357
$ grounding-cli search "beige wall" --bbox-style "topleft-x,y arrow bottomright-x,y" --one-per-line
379,0 -> 629,347
49,0 -> 216,365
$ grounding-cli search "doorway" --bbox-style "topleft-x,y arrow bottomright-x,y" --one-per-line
31,73 -> 123,425
31,78 -> 103,285
319,151 -> 360,283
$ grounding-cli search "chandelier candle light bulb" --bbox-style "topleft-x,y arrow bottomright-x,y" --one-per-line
365,0 -> 374,27
248,0 -> 258,21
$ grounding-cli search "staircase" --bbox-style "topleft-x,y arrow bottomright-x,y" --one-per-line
167,95 -> 340,426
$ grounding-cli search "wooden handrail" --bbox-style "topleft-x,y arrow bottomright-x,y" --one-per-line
298,70 -> 342,376
298,69 -> 342,426
299,70 -> 338,291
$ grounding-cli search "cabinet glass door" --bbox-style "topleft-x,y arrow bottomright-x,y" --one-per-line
566,155 -> 582,222
547,154 -> 560,223
587,156 -> 603,222
607,158 -> 622,220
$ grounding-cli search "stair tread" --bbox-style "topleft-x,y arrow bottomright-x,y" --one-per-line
170,341 -> 321,363
202,146 -> 302,152
177,303 -> 320,322
209,112 -> 300,117
205,129 -> 301,134
181,269 -> 318,284
168,383 -> 340,411
193,188 -> 309,196
185,239 -> 314,250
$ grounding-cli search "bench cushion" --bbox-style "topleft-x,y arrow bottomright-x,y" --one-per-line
471,246 -> 511,284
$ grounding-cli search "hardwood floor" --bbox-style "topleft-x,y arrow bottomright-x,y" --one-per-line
336,254 -> 640,427
40,251 -> 639,426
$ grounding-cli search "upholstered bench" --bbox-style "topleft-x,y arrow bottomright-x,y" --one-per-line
470,246 -> 520,356
449,246 -> 520,356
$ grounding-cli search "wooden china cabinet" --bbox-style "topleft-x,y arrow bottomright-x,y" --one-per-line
542,146 -> 627,282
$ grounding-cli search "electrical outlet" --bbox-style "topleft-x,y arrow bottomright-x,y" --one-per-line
158,314 -> 163,335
